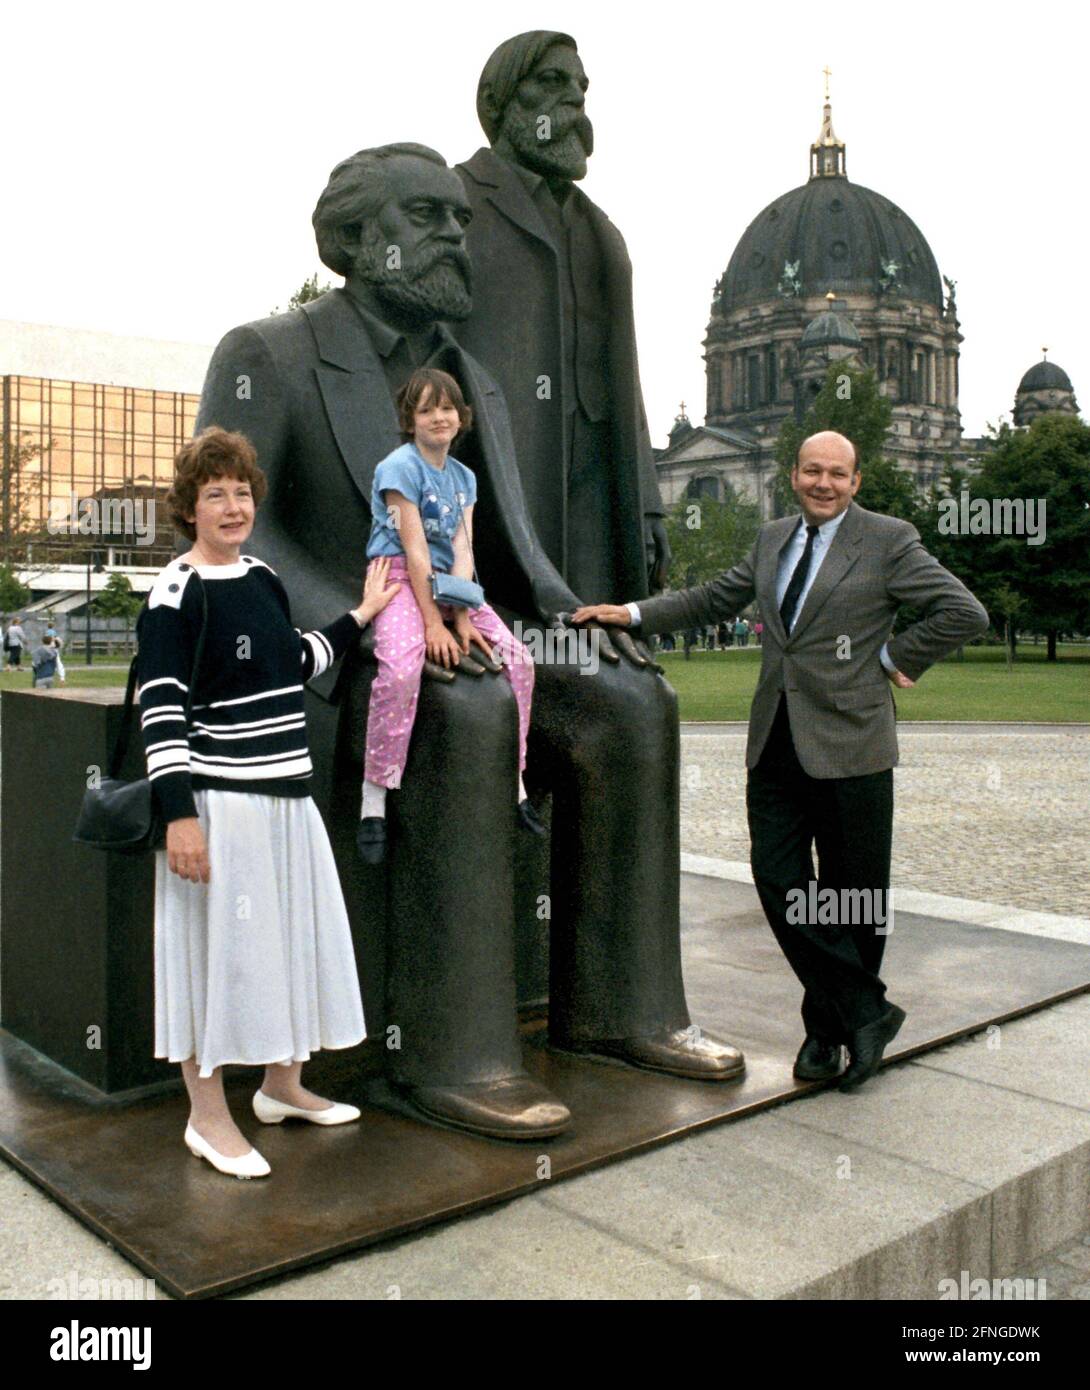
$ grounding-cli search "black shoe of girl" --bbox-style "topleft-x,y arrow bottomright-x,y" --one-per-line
517,800 -> 547,837
356,817 -> 387,864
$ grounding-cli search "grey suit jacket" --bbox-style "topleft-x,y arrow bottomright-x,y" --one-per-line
637,502 -> 990,778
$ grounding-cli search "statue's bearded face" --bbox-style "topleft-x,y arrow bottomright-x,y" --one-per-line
349,158 -> 473,323
497,44 -> 593,181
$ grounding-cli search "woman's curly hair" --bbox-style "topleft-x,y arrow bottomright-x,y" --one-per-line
167,427 -> 268,541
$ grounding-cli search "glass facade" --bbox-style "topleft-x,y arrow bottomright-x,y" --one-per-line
1,374 -> 199,569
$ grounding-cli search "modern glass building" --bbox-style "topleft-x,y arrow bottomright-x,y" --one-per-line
2,373 -> 198,571
0,320 -> 209,630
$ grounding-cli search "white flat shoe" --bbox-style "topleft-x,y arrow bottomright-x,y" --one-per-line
252,1089 -> 361,1126
184,1123 -> 270,1179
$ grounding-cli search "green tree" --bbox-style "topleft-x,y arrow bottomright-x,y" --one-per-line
947,414 -> 1090,660
270,274 -> 332,315
664,485 -> 761,589
0,564 -> 31,612
1,433 -> 48,566
93,572 -> 142,621
773,365 -> 919,523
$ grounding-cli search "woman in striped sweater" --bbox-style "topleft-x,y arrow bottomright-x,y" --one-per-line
138,427 -> 400,1178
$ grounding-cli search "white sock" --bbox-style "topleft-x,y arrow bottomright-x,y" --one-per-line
361,780 -> 387,819
517,773 -> 528,804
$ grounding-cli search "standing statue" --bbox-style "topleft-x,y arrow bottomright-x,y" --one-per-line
455,30 -> 670,602
453,32 -> 744,1085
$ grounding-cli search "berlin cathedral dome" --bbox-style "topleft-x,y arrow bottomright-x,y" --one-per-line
656,91 -> 965,519
717,166 -> 944,315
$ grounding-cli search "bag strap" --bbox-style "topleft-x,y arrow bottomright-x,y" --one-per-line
447,476 -> 480,586
108,572 -> 208,780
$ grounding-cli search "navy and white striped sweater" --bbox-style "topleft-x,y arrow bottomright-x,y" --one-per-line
136,555 -> 362,823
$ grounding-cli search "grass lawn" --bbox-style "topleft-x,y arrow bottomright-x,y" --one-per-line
655,644 -> 1090,723
0,663 -> 131,691
3,645 -> 1087,721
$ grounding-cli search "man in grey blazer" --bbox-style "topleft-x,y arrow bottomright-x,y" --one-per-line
573,431 -> 990,1091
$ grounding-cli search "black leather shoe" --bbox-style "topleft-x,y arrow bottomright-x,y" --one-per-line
517,799 -> 548,837
355,817 -> 387,864
793,1035 -> 844,1081
839,1004 -> 906,1092
574,1028 -> 746,1081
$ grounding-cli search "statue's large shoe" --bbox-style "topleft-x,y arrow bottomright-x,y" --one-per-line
400,1075 -> 572,1140
574,1028 -> 746,1081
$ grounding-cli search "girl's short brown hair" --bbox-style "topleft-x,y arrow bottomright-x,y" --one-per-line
167,427 -> 268,541
395,368 -> 473,443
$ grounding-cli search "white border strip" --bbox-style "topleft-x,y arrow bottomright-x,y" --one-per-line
680,853 -> 1090,946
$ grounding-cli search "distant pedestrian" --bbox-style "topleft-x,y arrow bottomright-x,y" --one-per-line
753,620 -> 764,647
32,636 -> 58,689
5,617 -> 27,670
706,624 -> 718,651
735,617 -> 749,648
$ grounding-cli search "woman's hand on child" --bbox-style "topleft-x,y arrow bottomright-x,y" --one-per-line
357,557 -> 401,626
454,612 -> 494,662
425,620 -> 463,668
167,818 -> 210,884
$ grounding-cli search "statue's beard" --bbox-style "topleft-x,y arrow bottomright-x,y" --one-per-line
352,228 -> 473,323
499,101 -> 594,181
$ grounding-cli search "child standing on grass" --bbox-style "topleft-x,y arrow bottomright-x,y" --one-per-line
357,368 -> 543,864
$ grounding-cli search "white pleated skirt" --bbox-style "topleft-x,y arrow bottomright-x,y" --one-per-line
154,790 -> 366,1078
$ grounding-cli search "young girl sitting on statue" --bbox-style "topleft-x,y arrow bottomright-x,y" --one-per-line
357,367 -> 542,863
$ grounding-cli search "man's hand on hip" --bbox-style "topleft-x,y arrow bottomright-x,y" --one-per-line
884,666 -> 916,689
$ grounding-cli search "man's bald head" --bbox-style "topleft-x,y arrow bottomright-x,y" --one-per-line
798,431 -> 858,473
791,430 -> 861,525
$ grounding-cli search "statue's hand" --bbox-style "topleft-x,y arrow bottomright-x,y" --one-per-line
422,620 -> 502,681
566,605 -> 663,675
646,515 -> 671,594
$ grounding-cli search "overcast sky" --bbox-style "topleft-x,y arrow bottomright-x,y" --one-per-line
3,0 -> 1085,442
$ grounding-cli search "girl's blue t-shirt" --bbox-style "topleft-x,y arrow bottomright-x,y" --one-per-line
366,442 -> 477,574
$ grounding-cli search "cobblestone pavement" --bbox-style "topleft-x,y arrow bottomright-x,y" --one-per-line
1025,1231 -> 1090,1299
679,724 -> 1090,918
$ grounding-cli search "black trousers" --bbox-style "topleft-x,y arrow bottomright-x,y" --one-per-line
746,697 -> 893,1040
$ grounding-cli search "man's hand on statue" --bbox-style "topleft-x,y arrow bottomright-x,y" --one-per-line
425,619 -> 464,669
884,665 -> 916,689
356,556 -> 401,626
569,606 -> 663,675
167,818 -> 210,884
570,604 -> 631,627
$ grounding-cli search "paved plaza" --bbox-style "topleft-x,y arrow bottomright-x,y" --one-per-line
1,719 -> 1088,1298
680,723 -> 1090,918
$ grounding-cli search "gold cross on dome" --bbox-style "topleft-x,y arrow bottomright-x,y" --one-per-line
679,400 -> 687,415
823,66 -> 832,100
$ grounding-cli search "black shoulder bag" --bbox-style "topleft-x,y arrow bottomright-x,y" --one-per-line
72,576 -> 208,854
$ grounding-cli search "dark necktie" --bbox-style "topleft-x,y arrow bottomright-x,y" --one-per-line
779,524 -> 819,633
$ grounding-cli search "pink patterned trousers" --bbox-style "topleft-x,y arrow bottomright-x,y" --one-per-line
363,556 -> 535,789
